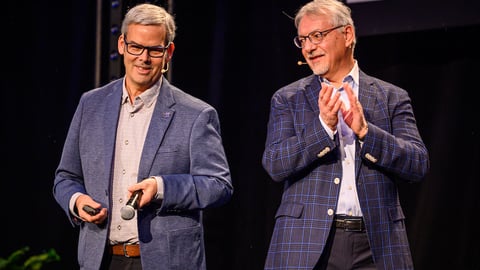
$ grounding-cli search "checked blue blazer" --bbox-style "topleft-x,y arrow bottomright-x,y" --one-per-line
262,70 -> 429,270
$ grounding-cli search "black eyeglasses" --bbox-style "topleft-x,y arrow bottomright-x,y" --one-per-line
123,35 -> 170,58
293,25 -> 345,48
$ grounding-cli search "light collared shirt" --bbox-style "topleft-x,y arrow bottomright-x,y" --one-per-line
319,61 -> 363,217
108,78 -> 161,244
68,77 -> 165,244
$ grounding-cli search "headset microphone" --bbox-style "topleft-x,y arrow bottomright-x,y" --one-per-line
161,51 -> 169,73
161,62 -> 169,73
297,61 -> 307,66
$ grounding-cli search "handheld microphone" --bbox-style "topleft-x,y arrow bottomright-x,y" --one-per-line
297,60 -> 307,66
120,190 -> 143,220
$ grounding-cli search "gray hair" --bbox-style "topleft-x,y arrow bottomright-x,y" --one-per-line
295,0 -> 356,46
121,3 -> 176,43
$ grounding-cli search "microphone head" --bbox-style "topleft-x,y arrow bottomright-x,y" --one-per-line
121,205 -> 136,220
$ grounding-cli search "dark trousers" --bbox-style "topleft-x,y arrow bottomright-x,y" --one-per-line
314,226 -> 376,270
101,252 -> 142,270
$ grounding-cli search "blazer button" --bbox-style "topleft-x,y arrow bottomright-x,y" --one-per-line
317,147 -> 331,158
365,153 -> 378,163
327,209 -> 334,216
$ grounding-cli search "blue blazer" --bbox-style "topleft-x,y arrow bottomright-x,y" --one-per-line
53,78 -> 233,270
262,70 -> 429,270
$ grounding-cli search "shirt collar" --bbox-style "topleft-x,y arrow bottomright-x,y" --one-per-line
318,60 -> 359,95
347,60 -> 359,87
121,77 -> 162,107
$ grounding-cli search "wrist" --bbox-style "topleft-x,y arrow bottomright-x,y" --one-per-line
358,125 -> 368,141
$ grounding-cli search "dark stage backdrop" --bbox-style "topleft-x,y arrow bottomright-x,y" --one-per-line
3,1 -> 479,270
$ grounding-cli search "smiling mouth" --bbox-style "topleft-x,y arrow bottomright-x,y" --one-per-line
308,53 -> 324,59
135,66 -> 152,74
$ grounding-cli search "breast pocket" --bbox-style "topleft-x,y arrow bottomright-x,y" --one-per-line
152,145 -> 188,173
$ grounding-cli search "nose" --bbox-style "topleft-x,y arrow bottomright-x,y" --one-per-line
139,48 -> 151,58
138,49 -> 151,62
303,37 -> 316,51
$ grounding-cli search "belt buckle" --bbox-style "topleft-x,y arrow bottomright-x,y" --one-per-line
123,243 -> 132,257
344,218 -> 363,232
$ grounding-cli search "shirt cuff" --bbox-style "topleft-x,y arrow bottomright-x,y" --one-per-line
70,192 -> 83,219
319,115 -> 336,140
151,176 -> 164,200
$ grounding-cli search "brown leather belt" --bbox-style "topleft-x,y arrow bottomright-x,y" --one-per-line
110,243 -> 140,257
334,215 -> 365,232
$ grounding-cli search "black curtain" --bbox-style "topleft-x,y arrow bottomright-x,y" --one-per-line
2,1 -> 479,270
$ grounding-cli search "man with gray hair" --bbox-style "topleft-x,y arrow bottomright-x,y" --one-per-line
262,0 -> 429,269
53,3 -> 233,269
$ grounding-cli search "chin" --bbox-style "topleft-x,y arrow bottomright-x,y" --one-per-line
312,65 -> 328,76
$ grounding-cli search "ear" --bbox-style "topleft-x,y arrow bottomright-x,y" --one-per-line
165,42 -> 175,62
344,25 -> 355,48
118,34 -> 125,56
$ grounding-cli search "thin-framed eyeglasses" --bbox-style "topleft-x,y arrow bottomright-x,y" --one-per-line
293,25 -> 346,48
123,35 -> 170,58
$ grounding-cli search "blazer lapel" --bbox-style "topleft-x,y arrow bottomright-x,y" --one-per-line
355,70 -> 377,178
103,83 -> 123,186
137,78 -> 175,179
305,75 -> 322,115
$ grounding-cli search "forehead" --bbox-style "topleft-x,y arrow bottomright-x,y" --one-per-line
298,14 -> 330,35
126,24 -> 167,45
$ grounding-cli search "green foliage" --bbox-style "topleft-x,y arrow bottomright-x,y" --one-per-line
0,247 -> 60,270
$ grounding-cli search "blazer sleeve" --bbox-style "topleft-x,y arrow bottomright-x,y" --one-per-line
358,79 -> 430,182
262,86 -> 338,182
160,106 -> 233,211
